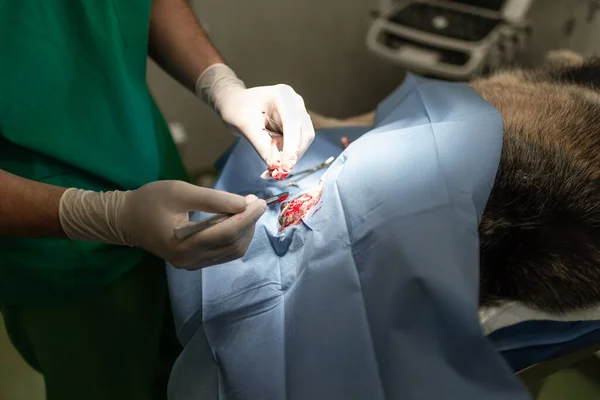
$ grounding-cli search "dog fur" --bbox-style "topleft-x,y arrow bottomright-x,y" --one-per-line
309,50 -> 600,314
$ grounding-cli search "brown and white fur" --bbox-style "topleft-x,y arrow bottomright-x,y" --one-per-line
309,50 -> 600,314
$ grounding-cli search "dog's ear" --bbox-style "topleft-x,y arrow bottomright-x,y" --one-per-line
544,49 -> 585,69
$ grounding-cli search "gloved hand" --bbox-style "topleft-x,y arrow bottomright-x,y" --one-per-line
196,64 -> 315,180
59,180 -> 266,269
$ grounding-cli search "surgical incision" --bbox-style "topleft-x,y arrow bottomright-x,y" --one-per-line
276,135 -> 350,229
278,182 -> 323,231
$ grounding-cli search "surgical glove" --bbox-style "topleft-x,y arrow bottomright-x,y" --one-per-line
58,180 -> 267,269
196,64 -> 315,179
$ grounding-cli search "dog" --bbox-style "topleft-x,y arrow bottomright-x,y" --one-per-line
308,50 -> 600,314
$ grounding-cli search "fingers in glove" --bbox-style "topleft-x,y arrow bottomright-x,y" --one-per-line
242,114 -> 281,166
175,183 -> 247,214
244,194 -> 258,204
183,224 -> 255,270
262,111 -> 284,150
185,198 -> 266,249
187,195 -> 258,267
274,86 -> 304,170
297,111 -> 315,160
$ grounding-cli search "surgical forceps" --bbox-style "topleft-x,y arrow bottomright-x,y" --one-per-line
263,112 -> 283,139
174,191 -> 289,240
261,112 -> 335,187
284,156 -> 335,187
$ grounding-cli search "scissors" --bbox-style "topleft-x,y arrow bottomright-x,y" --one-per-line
174,192 -> 289,240
284,156 -> 335,187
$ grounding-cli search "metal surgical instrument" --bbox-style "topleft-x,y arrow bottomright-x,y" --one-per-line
174,191 -> 289,240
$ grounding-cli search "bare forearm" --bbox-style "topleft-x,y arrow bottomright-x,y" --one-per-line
0,169 -> 67,237
149,0 -> 224,92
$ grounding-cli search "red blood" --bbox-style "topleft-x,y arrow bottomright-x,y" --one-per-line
283,196 -> 310,218
278,185 -> 323,230
271,169 -> 289,180
267,160 -> 290,181
312,206 -> 322,216
341,137 -> 351,149
278,194 -> 289,203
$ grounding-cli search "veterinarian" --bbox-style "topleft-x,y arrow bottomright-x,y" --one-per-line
0,0 -> 314,398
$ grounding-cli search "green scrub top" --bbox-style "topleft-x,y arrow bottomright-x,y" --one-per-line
0,1 -> 189,304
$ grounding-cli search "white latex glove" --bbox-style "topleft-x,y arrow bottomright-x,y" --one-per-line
59,181 -> 266,269
196,64 -> 315,180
